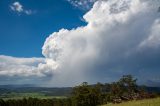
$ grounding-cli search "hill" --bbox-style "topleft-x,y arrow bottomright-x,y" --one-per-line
102,97 -> 160,106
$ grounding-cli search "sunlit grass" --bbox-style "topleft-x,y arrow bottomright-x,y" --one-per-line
102,97 -> 160,106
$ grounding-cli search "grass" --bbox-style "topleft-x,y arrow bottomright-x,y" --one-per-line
0,92 -> 67,100
102,97 -> 160,106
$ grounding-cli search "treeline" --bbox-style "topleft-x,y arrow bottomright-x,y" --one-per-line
0,75 -> 158,106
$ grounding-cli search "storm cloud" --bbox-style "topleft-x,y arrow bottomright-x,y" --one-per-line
1,0 -> 160,86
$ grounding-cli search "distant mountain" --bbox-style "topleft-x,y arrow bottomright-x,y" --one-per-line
0,84 -> 37,88
0,85 -> 72,96
146,80 -> 160,87
146,87 -> 160,93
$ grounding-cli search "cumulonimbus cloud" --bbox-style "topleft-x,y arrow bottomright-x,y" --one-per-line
1,0 -> 160,86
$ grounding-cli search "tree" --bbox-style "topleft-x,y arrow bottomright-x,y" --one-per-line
119,75 -> 138,93
71,82 -> 102,106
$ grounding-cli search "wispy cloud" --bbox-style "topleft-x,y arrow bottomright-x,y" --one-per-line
10,1 -> 34,15
10,2 -> 23,12
66,0 -> 97,10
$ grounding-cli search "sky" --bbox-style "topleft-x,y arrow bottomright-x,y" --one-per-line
0,0 -> 160,87
0,0 -> 86,57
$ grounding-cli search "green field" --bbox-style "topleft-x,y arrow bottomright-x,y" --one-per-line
102,98 -> 160,106
0,92 -> 67,100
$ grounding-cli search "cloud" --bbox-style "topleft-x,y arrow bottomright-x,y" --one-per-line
1,0 -> 160,86
10,2 -> 23,12
0,55 -> 59,85
66,0 -> 97,10
10,1 -> 34,15
41,0 -> 160,86
0,55 -> 45,77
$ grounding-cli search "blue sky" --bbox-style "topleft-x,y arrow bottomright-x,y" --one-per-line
0,0 -> 160,87
0,0 -> 86,57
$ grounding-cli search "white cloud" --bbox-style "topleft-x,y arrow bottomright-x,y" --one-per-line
10,2 -> 23,12
1,0 -> 160,86
10,1 -> 34,15
0,55 -> 45,77
66,0 -> 97,10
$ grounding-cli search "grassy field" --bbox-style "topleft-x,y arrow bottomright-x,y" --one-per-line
0,92 -> 67,100
102,98 -> 160,106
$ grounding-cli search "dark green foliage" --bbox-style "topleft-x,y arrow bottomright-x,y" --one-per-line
71,82 -> 103,106
109,75 -> 138,101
